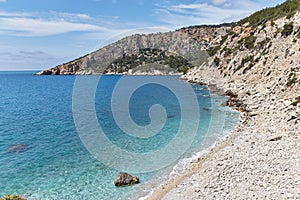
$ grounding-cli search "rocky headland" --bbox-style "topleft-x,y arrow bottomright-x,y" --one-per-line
35,26 -> 229,75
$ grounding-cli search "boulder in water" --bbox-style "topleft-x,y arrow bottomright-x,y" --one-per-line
114,172 -> 139,186
0,194 -> 26,200
7,144 -> 29,153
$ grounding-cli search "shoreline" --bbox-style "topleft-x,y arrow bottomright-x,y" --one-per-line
135,82 -> 241,200
145,66 -> 300,199
143,81 -> 247,200
140,122 -> 242,200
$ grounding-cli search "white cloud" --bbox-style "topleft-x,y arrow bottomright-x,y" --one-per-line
48,11 -> 92,21
0,11 -> 32,17
0,50 -> 63,70
212,0 -> 228,6
155,0 -> 262,27
0,17 -> 107,36
0,11 -> 134,37
0,0 -> 6,2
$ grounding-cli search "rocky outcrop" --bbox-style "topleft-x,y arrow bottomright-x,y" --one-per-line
114,172 -> 139,186
183,9 -> 300,123
35,25 -> 231,75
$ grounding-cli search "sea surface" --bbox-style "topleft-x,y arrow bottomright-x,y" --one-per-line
0,71 -> 240,199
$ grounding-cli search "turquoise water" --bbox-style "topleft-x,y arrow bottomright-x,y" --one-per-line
0,71 -> 240,199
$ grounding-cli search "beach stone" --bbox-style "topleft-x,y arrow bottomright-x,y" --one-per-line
268,136 -> 282,142
283,100 -> 292,107
114,172 -> 139,186
7,144 -> 29,153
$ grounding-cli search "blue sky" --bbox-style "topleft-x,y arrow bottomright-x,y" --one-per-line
0,0 -> 284,70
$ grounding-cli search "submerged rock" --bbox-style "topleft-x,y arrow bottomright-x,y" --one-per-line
0,194 -> 26,200
114,172 -> 139,186
7,144 -> 29,153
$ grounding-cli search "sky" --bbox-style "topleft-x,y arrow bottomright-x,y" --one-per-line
0,0 -> 285,70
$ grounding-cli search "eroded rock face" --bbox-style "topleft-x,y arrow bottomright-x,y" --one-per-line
35,25 -> 230,75
114,172 -> 139,186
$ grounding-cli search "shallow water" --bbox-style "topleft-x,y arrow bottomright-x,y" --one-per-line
0,72 -> 239,199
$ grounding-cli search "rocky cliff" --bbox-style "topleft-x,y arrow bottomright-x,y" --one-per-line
183,3 -> 300,115
180,2 -> 300,197
35,26 -> 229,75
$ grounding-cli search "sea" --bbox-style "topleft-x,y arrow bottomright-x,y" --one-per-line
0,71 -> 240,200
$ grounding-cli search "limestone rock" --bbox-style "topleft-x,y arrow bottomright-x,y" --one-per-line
114,172 -> 139,186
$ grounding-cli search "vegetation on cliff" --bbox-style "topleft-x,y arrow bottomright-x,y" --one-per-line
205,0 -> 300,92
104,48 -> 193,74
239,0 -> 300,27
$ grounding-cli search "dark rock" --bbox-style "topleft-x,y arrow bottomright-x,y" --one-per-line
220,102 -> 228,106
287,116 -> 297,122
188,80 -> 198,84
225,90 -> 238,98
7,144 -> 29,153
268,136 -> 282,142
114,172 -> 139,186
197,82 -> 208,86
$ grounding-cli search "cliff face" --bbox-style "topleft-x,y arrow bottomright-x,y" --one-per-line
184,10 -> 300,100
35,27 -> 225,75
183,9 -> 300,125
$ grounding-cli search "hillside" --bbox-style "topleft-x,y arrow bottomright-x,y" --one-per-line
184,1 -> 300,105
35,1 -> 300,77
35,26 -> 229,75
170,1 -> 300,198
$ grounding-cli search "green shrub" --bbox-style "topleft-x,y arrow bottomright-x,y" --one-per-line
207,45 -> 221,56
234,65 -> 243,73
221,47 -> 233,57
220,34 -> 229,45
287,77 -> 298,87
238,0 -> 300,27
238,34 -> 257,50
226,29 -> 238,38
244,35 -> 257,49
234,55 -> 254,73
271,20 -> 276,27
243,62 -> 255,74
295,27 -> 300,38
281,22 -> 294,37
178,66 -> 189,74
213,57 -> 221,66
241,55 -> 254,66
257,37 -> 271,49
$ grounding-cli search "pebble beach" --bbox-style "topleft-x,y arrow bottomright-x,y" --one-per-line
147,65 -> 300,199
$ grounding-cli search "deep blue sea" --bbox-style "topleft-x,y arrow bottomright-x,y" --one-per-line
0,71 -> 240,199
